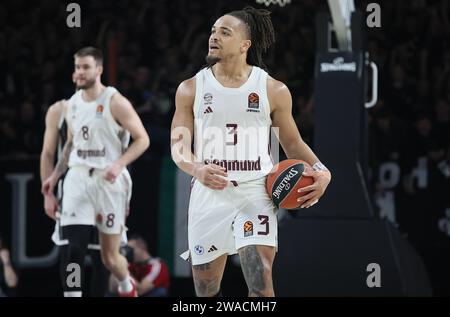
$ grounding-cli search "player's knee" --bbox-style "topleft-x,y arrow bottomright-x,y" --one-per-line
193,277 -> 221,297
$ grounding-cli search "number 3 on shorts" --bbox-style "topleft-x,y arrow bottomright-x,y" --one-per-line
258,215 -> 269,235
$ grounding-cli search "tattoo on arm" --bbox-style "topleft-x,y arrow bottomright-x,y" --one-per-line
54,140 -> 73,177
239,246 -> 266,297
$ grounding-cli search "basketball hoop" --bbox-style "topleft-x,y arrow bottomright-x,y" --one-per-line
255,0 -> 291,7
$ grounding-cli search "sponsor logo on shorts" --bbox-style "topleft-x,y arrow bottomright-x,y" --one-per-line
96,213 -> 103,224
194,245 -> 204,255
244,221 -> 254,237
208,245 -> 218,253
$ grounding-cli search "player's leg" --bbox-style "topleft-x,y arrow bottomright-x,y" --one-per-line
55,221 -> 71,296
59,167 -> 98,296
192,254 -> 227,297
238,245 -> 276,297
233,178 -> 278,297
60,225 -> 92,297
89,250 -> 110,297
95,171 -> 135,296
187,181 -> 237,297
98,234 -> 126,280
87,228 -> 109,297
98,232 -> 134,295
58,245 -> 68,293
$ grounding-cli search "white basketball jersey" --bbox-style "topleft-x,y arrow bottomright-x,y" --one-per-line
193,66 -> 273,183
67,87 -> 130,169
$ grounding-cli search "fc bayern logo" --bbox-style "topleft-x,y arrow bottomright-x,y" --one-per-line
194,245 -> 204,255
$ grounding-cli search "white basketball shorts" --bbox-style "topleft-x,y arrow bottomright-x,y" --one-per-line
187,177 -> 278,265
60,165 -> 132,235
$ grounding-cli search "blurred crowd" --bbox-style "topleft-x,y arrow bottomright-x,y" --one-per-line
363,0 -> 450,294
0,0 -> 324,158
367,0 -> 450,180
0,0 -> 449,294
1,0 -> 446,160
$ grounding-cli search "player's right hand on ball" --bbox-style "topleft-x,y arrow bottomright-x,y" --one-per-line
194,164 -> 229,190
44,193 -> 59,220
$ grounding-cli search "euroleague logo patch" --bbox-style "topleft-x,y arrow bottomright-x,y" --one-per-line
243,221 -> 254,237
96,104 -> 104,118
247,92 -> 260,112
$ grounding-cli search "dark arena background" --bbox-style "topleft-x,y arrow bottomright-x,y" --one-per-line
0,0 -> 449,298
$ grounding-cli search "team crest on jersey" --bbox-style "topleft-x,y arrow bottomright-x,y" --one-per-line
203,93 -> 213,105
96,104 -> 104,117
244,221 -> 254,237
247,93 -> 260,113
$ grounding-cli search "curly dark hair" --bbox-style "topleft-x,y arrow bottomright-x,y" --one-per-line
227,6 -> 276,70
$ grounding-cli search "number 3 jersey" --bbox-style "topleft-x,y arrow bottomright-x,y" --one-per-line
193,66 -> 274,183
66,86 -> 130,169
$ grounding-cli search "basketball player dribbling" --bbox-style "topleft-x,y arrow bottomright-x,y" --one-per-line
42,47 -> 150,297
171,7 -> 331,297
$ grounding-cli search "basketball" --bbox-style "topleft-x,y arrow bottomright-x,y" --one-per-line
266,159 -> 314,209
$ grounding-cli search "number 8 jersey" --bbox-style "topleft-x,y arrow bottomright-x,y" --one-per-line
193,66 -> 274,183
66,87 -> 130,169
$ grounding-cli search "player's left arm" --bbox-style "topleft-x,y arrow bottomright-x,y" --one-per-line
269,77 -> 331,208
108,92 -> 150,182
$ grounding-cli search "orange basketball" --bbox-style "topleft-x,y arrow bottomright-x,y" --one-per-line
266,159 -> 314,209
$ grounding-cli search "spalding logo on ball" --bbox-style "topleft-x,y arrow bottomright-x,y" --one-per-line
266,159 -> 314,209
